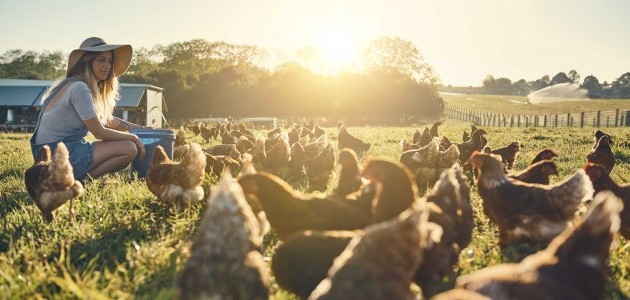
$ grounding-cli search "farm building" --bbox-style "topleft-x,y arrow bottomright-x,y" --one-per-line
0,79 -> 167,131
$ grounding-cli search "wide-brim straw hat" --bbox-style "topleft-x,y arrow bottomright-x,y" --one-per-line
67,37 -> 132,77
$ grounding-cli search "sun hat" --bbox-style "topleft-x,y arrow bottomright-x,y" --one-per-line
67,37 -> 132,77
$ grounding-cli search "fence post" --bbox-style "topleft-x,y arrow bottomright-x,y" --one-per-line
567,113 -> 571,127
510,115 -> 514,127
596,111 -> 601,127
606,116 -> 610,127
580,112 -> 585,127
544,115 -> 547,127
525,116 -> 529,127
517,115 -> 521,127
615,109 -> 620,127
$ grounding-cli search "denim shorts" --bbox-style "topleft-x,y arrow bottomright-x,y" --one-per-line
31,139 -> 94,180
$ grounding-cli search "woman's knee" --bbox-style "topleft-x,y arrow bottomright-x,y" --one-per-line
123,140 -> 138,161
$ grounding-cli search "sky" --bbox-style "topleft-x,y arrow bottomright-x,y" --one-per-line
1,0 -> 629,86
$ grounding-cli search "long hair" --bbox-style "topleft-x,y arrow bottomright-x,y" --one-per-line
44,51 -> 120,123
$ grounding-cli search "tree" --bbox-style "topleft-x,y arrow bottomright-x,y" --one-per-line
529,75 -> 550,91
581,75 -> 601,98
611,72 -> 630,98
550,72 -> 571,85
512,79 -> 530,96
0,50 -> 64,79
361,36 -> 439,85
568,70 -> 580,84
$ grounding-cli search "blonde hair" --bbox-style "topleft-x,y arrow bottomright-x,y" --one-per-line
45,51 -> 120,123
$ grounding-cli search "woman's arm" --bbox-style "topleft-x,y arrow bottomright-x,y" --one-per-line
105,117 -> 144,132
83,117 -> 146,159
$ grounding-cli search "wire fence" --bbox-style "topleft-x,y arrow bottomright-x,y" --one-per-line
444,103 -> 629,128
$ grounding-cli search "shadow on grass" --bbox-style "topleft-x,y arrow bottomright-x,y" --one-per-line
133,249 -> 179,299
0,192 -> 31,219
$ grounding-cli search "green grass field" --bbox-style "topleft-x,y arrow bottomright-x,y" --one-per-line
440,92 -> 630,115
1,122 -> 629,299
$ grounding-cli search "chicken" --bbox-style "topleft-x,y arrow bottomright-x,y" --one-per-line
237,171 -> 371,239
287,142 -> 308,182
456,129 -> 487,164
146,143 -> 206,209
491,141 -> 521,170
199,123 -> 217,143
417,127 -> 433,147
173,144 -> 190,160
288,124 -> 302,145
305,143 -> 335,191
309,204 -> 441,300
362,158 -> 418,223
509,160 -> 558,185
415,164 -> 473,285
206,144 -> 242,161
238,122 -> 255,137
429,121 -> 442,137
531,149 -> 558,165
439,135 -> 452,151
584,163 -> 630,238
177,173 -> 269,300
587,134 -> 615,174
468,152 -> 593,246
24,143 -> 83,222
205,153 -> 242,178
174,126 -> 186,147
337,125 -> 371,154
264,132 -> 291,172
412,128 -> 422,144
433,191 -> 623,300
303,134 -> 328,158
593,129 -> 613,148
313,123 -> 326,139
187,122 -> 201,136
272,230 -> 358,299
462,130 -> 470,143
333,148 -> 363,197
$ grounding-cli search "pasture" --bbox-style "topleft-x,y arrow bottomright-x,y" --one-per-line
440,92 -> 630,115
1,122 -> 629,299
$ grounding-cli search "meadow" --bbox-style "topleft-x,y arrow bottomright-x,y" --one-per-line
440,92 -> 630,115
1,121 -> 629,299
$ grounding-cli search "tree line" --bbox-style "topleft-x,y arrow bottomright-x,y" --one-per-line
443,70 -> 630,99
0,37 -> 443,119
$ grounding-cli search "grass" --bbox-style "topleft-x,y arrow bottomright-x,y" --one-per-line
1,122 -> 629,299
440,92 -> 630,115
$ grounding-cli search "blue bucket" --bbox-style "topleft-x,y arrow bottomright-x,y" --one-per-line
130,128 -> 175,179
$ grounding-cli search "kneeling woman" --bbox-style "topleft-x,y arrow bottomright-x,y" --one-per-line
30,37 -> 146,181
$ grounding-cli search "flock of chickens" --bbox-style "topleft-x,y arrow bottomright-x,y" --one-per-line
22,120 -> 630,299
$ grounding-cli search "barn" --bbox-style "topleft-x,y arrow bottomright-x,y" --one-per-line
0,79 -> 167,131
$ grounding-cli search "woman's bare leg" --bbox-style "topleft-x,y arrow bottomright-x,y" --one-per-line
88,140 -> 138,178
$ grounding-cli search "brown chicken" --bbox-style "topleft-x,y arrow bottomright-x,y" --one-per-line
462,130 -> 470,143
24,143 -> 83,222
199,123 -> 218,143
417,126 -> 433,147
338,125 -> 371,154
587,134 -> 615,174
305,143 -> 336,191
333,148 -> 363,197
468,152 -> 593,246
491,141 -> 521,170
177,174 -> 269,300
415,164 -> 473,285
456,129 -> 487,164
238,122 -> 255,137
174,126 -> 186,147
429,121 -> 442,137
287,142 -> 308,182
146,143 -> 206,209
593,129 -> 613,148
237,171 -> 372,239
309,204 -> 441,300
433,191 -> 623,300
584,163 -> 630,238
206,144 -> 241,161
509,160 -> 559,185
187,122 -> 201,136
531,149 -> 558,165
362,158 -> 419,223
205,153 -> 242,178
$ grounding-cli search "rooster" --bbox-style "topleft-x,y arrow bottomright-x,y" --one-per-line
584,163 -> 630,238
146,143 -> 206,210
333,148 -> 363,197
433,191 -> 623,300
509,160 -> 559,185
309,204 -> 441,300
468,152 -> 593,246
429,121 -> 442,137
187,122 -> 201,136
491,141 -> 521,170
177,173 -> 269,300
24,143 -> 83,222
237,171 -> 372,239
587,134 -> 615,174
199,123 -> 217,143
456,129 -> 487,164
338,125 -> 371,154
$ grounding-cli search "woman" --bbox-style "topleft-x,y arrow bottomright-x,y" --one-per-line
30,37 -> 146,181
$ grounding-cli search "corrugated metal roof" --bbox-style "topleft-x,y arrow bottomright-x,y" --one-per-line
0,79 -> 160,107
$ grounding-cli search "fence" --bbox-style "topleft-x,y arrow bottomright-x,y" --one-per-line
444,104 -> 629,128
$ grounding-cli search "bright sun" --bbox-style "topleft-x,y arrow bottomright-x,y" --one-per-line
313,27 -> 360,75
